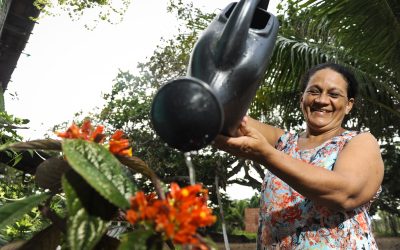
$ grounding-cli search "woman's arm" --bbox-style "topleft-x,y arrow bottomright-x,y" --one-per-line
215,120 -> 384,212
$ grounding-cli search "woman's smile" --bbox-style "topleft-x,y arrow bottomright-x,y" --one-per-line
311,107 -> 332,114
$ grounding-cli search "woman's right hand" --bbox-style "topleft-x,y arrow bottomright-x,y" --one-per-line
213,116 -> 274,163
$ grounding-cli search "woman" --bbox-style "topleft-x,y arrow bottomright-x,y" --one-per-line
215,63 -> 384,249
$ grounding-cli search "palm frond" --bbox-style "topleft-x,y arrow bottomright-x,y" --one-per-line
296,0 -> 400,77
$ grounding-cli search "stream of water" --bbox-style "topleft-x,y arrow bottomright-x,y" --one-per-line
184,152 -> 196,185
183,152 -> 230,250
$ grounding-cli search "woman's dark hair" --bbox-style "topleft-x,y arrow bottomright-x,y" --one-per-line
300,62 -> 359,99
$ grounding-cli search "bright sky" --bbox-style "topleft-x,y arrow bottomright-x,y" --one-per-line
4,0 -> 278,200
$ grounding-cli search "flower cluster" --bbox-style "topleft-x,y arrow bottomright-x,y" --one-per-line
56,120 -> 132,157
126,182 -> 216,247
108,130 -> 132,157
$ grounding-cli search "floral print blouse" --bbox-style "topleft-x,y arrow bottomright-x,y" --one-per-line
257,131 -> 380,249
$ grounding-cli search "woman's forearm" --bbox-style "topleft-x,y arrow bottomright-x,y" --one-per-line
258,149 -> 358,211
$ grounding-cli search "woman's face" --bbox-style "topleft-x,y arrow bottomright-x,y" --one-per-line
300,68 -> 354,133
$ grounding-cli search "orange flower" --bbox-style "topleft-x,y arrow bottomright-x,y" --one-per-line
126,183 -> 216,247
56,120 -> 105,143
126,209 -> 139,224
56,120 -> 133,157
109,130 -> 132,157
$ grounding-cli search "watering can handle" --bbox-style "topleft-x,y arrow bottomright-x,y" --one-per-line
257,0 -> 269,10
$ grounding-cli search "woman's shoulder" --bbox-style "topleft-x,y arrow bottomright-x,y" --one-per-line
345,130 -> 380,146
333,131 -> 381,161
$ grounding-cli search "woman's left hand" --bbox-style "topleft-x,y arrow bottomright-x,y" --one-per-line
213,117 -> 273,162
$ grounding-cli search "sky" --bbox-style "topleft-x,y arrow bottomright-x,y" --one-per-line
4,0 -> 278,200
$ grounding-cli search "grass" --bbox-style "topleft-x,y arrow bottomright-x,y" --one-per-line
231,230 -> 257,241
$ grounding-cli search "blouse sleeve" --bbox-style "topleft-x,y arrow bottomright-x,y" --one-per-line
275,131 -> 294,151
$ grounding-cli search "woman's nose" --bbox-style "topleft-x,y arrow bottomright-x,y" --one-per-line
315,93 -> 330,103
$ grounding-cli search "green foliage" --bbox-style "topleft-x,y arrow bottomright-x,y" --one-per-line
372,210 -> 400,237
230,230 -> 257,241
0,193 -> 49,231
225,200 -> 249,232
0,112 -> 49,244
33,0 -> 132,28
62,176 -> 108,250
223,193 -> 260,233
0,135 -> 130,247
1,210 -> 45,243
0,111 -> 29,142
374,142 -> 400,216
118,230 -> 161,250
0,118 -> 219,248
62,139 -> 134,209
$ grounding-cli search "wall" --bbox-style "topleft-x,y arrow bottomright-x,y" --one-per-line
244,208 -> 259,233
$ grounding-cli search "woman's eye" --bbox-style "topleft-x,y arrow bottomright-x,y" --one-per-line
329,93 -> 340,98
307,90 -> 320,95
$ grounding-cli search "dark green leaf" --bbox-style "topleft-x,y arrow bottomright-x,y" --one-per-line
118,230 -> 162,250
0,193 -> 49,230
62,176 -> 108,250
94,235 -> 121,250
65,169 -> 118,220
62,139 -> 134,209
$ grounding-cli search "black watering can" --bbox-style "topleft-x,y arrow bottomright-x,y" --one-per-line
151,0 -> 279,152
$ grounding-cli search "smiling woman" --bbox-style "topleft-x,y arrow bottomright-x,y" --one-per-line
300,68 -> 355,140
214,62 -> 384,249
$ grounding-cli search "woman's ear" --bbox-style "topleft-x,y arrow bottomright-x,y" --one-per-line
345,98 -> 355,114
299,93 -> 304,109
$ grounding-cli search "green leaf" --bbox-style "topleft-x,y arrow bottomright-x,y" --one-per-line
62,176 -> 108,250
62,139 -> 134,209
0,193 -> 49,230
118,230 -> 162,250
65,169 -> 118,220
0,142 -> 14,152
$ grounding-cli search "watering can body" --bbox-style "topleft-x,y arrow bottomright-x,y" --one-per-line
151,0 -> 279,152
